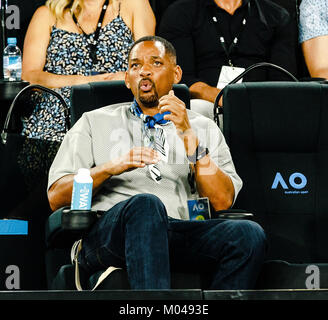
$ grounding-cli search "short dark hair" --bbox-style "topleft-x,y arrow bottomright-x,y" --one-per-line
128,36 -> 177,64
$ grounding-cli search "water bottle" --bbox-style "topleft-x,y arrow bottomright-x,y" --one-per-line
71,168 -> 93,210
3,37 -> 22,81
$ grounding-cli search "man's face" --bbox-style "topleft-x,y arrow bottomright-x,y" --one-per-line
125,40 -> 181,109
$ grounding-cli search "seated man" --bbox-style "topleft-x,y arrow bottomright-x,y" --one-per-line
299,0 -> 328,79
158,0 -> 298,122
47,36 -> 266,290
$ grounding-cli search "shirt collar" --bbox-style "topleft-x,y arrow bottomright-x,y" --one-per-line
129,99 -> 171,128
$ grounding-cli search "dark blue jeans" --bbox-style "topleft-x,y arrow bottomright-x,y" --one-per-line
78,193 -> 267,290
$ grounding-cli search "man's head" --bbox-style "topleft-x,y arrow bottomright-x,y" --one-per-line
125,36 -> 182,110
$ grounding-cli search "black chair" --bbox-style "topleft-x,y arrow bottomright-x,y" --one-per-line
45,80 -> 253,290
69,80 -> 190,125
0,84 -> 68,289
222,81 -> 328,289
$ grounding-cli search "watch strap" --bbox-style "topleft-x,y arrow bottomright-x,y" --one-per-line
187,145 -> 209,164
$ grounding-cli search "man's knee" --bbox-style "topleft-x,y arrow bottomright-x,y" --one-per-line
234,220 -> 266,253
124,193 -> 167,222
129,193 -> 165,208
224,219 -> 266,254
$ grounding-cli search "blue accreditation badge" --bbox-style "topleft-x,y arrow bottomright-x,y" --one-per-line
187,197 -> 211,221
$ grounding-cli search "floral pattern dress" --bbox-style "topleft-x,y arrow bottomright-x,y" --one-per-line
22,14 -> 134,142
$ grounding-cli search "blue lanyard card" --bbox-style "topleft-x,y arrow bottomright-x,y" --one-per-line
187,197 -> 211,221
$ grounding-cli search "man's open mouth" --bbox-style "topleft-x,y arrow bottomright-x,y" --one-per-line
139,79 -> 153,92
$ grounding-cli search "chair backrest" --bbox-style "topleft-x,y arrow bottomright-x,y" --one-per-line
70,80 -> 190,125
0,84 -> 62,289
223,81 -> 328,263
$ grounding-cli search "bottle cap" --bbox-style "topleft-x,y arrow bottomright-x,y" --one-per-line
7,37 -> 17,45
77,168 -> 90,176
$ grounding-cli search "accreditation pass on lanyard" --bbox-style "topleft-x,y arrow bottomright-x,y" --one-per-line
212,2 -> 251,89
217,64 -> 245,89
216,34 -> 245,89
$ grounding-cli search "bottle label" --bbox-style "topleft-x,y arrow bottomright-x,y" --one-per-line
8,56 -> 21,68
3,55 -> 22,80
71,182 -> 93,210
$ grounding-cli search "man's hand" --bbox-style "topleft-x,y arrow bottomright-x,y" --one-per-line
158,90 -> 199,156
158,90 -> 191,135
48,146 -> 160,211
107,146 -> 161,176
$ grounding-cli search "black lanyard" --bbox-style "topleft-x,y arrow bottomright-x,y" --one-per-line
72,0 -> 109,65
210,1 -> 251,67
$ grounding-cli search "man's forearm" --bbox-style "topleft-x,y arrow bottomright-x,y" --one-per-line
48,174 -> 74,212
48,163 -> 113,212
189,81 -> 221,103
181,129 -> 234,210
194,156 -> 235,211
47,147 -> 159,212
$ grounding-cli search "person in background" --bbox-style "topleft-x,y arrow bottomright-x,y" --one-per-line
47,36 -> 267,290
158,0 -> 297,123
21,0 -> 155,142
299,0 -> 328,80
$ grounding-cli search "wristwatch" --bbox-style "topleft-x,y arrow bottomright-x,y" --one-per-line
187,144 -> 209,164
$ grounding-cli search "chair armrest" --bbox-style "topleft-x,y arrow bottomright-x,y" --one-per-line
61,208 -> 98,231
212,209 -> 254,220
45,207 -> 98,249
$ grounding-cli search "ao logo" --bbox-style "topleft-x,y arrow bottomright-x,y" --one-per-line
271,172 -> 308,194
192,203 -> 205,211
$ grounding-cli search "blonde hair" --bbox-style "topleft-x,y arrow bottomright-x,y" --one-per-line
45,0 -> 82,20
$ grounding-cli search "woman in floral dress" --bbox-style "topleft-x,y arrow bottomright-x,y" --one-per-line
21,0 -> 155,142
